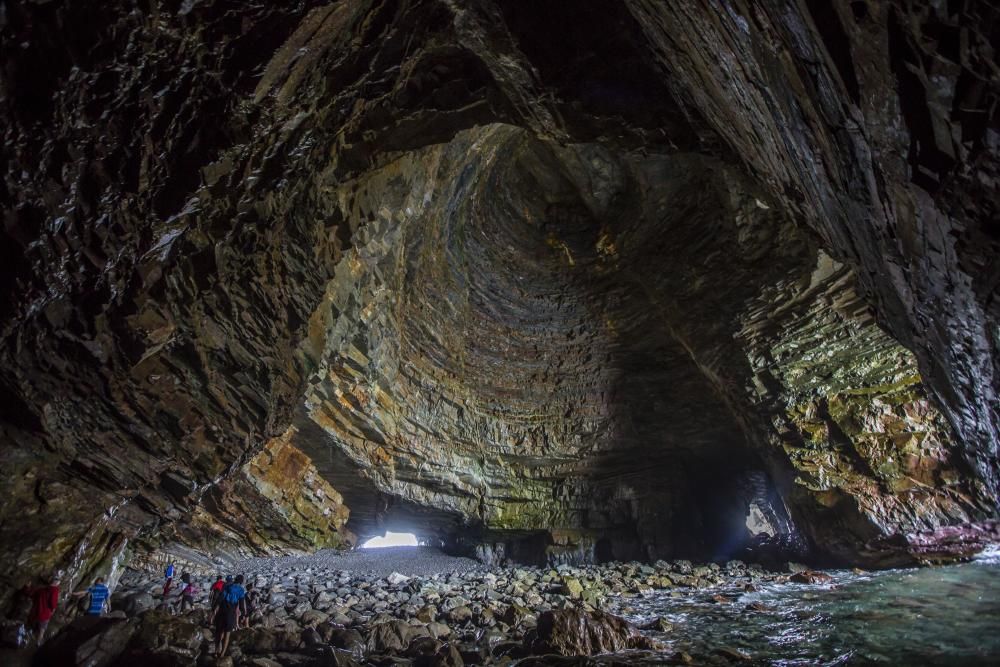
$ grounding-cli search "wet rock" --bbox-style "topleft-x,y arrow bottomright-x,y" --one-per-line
789,571 -> 834,585
863,520 -> 1000,567
248,658 -> 284,667
528,609 -> 662,656
303,647 -> 363,666
404,635 -> 442,658
427,642 -> 465,667
714,646 -> 752,662
639,617 -> 673,633
415,605 -> 438,623
500,604 -> 534,628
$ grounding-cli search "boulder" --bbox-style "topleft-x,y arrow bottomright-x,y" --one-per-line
34,616 -> 138,667
500,604 -> 534,628
448,605 -> 473,624
639,617 -> 673,633
301,646 -> 363,666
387,572 -> 411,586
426,622 -> 452,639
248,658 -> 284,667
404,635 -> 442,658
82,610 -> 205,665
233,627 -> 304,654
325,626 -> 365,655
528,609 -> 661,656
560,578 -> 583,599
299,609 -> 329,627
366,619 -> 430,653
121,592 -> 156,616
422,642 -> 464,667
415,605 -> 438,623
789,570 -> 834,584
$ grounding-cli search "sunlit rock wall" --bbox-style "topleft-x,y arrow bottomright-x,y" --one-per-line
293,124 -> 984,564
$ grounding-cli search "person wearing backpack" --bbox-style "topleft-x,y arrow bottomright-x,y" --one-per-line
211,574 -> 245,658
208,575 -> 224,608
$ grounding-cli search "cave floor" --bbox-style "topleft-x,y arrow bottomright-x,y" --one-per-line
234,545 -> 484,578
20,549 -> 997,666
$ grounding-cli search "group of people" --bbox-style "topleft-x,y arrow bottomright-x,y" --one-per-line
162,564 -> 259,659
162,563 -> 200,613
18,573 -> 111,646
205,573 -> 260,658
14,562 -> 258,657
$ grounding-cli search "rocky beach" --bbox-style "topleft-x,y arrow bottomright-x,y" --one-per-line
23,545 -> 1000,666
27,546 -> 829,666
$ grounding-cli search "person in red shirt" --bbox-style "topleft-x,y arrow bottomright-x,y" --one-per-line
23,574 -> 60,644
209,575 -> 225,608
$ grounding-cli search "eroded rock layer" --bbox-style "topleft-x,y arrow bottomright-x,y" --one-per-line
1,0 -> 998,601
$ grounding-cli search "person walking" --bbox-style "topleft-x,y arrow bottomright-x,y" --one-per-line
210,574 -> 246,658
24,574 -> 60,645
239,582 -> 258,628
209,575 -> 224,608
72,576 -> 110,616
177,578 -> 197,613
162,562 -> 175,597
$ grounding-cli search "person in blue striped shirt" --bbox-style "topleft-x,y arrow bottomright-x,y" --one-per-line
72,576 -> 110,616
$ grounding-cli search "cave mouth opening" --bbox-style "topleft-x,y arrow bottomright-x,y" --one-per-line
361,531 -> 422,549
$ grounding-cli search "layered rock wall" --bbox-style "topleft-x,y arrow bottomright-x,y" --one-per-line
0,0 -> 997,600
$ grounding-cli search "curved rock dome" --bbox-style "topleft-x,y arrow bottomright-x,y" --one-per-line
1,0 -> 998,600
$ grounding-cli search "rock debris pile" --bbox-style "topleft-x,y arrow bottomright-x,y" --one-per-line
38,548 -> 812,666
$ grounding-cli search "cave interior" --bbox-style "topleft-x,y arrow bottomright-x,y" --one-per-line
0,0 -> 998,606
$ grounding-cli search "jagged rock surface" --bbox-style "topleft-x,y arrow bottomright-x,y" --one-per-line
1,0 -> 998,602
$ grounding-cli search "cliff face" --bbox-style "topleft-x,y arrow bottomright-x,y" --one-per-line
1,0 -> 997,597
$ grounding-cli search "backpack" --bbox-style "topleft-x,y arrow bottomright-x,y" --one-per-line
221,584 -> 244,606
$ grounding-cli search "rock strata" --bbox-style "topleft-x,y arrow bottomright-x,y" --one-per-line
0,0 -> 998,604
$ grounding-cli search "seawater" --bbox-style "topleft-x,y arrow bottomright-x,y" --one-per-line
609,549 -> 1000,666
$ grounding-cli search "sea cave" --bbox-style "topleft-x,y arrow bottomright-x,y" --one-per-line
1,0 -> 999,665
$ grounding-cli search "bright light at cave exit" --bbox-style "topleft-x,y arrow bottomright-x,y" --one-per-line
362,531 -> 419,548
